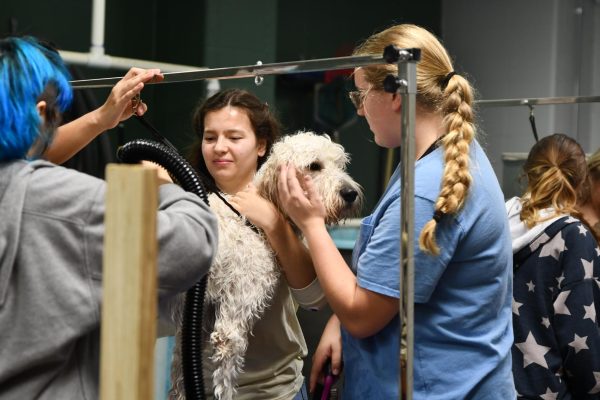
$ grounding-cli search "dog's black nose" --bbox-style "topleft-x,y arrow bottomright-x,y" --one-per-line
340,187 -> 358,203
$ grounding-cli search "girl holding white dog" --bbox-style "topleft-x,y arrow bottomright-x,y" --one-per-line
176,88 -> 323,400
173,89 -> 360,400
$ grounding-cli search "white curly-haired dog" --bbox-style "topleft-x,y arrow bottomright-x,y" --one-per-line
170,131 -> 362,400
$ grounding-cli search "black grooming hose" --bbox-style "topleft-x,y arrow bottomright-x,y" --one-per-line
117,138 -> 208,400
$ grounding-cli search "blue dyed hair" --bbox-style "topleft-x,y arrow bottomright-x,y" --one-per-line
0,36 -> 73,161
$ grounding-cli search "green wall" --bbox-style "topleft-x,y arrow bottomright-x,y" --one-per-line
274,1 -> 441,211
0,0 -> 440,212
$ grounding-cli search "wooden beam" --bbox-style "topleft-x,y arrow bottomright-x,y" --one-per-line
100,164 -> 158,400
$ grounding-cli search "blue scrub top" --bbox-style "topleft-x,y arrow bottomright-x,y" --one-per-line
341,142 -> 515,400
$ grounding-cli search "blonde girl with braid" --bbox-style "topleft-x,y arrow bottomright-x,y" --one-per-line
277,24 -> 515,399
506,134 -> 600,398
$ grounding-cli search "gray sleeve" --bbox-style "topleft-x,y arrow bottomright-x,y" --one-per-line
84,181 -> 217,305
154,184 -> 217,298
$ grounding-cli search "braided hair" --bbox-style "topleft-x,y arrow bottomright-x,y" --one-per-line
353,24 -> 476,254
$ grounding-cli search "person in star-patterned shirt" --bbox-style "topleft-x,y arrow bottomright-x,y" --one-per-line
507,134 -> 600,399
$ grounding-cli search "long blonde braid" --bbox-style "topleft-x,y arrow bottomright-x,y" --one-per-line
420,74 -> 475,254
354,24 -> 476,254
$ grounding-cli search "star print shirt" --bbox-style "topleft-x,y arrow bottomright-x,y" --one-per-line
507,198 -> 600,399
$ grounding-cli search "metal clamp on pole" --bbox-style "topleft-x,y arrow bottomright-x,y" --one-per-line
254,60 -> 264,86
383,45 -> 422,64
383,46 -> 420,96
383,45 -> 419,400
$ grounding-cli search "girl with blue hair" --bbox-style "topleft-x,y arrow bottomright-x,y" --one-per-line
0,36 -> 161,164
0,36 -> 73,160
0,36 -> 219,399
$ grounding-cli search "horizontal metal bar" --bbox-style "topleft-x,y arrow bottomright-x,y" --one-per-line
71,54 -> 387,89
476,95 -> 600,107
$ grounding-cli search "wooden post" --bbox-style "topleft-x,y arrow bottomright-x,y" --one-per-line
100,164 -> 158,400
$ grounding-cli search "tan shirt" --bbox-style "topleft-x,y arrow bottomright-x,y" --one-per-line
203,279 -> 307,399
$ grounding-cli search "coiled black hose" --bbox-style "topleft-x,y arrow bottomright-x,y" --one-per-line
117,138 -> 208,400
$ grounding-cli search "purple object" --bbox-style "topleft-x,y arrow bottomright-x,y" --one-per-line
320,372 -> 337,400
316,358 -> 339,400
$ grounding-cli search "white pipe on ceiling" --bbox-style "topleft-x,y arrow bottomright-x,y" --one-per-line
59,49 -> 207,73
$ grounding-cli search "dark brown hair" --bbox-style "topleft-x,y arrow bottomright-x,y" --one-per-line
187,88 -> 281,192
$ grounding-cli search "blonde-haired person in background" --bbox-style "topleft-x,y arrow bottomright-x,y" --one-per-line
506,133 -> 600,399
579,148 -> 600,237
277,24 -> 515,399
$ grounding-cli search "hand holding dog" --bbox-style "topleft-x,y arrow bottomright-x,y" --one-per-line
277,163 -> 327,232
229,183 -> 282,234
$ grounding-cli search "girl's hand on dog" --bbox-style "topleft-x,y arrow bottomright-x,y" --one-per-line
277,163 -> 326,232
229,183 -> 282,234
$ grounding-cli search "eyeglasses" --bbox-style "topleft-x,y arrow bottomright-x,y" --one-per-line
348,87 -> 371,110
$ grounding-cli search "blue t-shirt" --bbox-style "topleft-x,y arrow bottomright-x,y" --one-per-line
341,141 -> 515,399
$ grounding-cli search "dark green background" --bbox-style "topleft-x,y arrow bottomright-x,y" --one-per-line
0,0 -> 441,213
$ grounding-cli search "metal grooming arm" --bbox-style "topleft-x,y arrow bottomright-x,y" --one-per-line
71,54 -> 389,89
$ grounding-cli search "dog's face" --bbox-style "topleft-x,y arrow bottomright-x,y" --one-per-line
255,131 -> 363,225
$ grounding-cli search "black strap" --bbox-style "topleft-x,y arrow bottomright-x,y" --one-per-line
214,192 -> 260,235
419,140 -> 439,160
134,115 -> 179,153
528,105 -> 539,143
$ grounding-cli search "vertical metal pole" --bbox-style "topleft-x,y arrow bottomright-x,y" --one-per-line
398,59 -> 417,400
